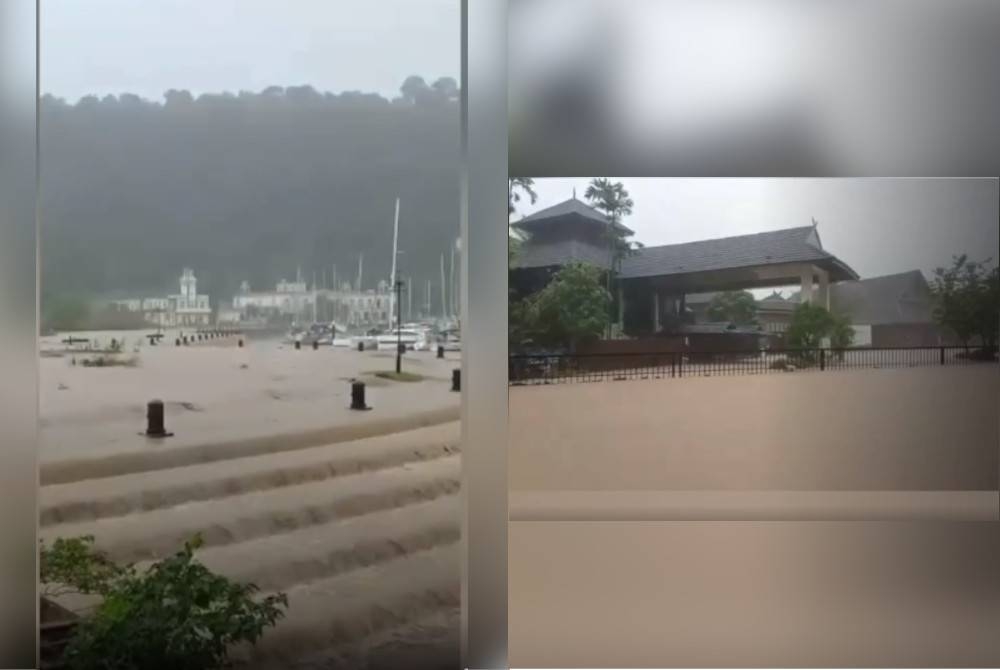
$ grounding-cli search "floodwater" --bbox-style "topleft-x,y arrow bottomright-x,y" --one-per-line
40,331 -> 460,463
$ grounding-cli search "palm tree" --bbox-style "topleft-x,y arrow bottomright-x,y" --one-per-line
584,178 -> 635,337
508,178 -> 537,270
508,177 -> 537,217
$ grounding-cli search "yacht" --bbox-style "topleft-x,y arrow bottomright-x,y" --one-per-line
375,327 -> 428,351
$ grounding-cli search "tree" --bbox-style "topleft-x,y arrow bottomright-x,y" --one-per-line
525,262 -> 610,350
786,302 -> 855,362
584,178 -> 635,336
41,535 -> 287,670
930,254 -> 999,349
508,177 -> 537,216
42,293 -> 91,332
707,291 -> 758,325
431,76 -> 459,102
40,77 -> 459,316
508,178 -> 536,272
828,311 -> 856,350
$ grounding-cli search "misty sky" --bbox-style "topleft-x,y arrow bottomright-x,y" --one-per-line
518,179 -> 1000,293
41,0 -> 460,101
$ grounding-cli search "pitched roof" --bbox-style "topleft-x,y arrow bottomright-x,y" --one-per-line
620,226 -> 855,279
760,290 -> 786,302
515,198 -> 634,235
827,270 -> 934,325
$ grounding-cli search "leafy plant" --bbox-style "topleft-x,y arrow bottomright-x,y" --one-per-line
508,177 -> 537,217
786,302 -> 855,362
41,535 -> 125,600
707,291 -> 758,326
525,262 -> 610,350
40,535 -> 287,670
931,254 -> 999,349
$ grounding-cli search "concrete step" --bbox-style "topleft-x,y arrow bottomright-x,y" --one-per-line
234,544 -> 459,667
41,406 -> 460,485
41,455 -> 461,563
41,422 -> 460,526
193,495 -> 459,592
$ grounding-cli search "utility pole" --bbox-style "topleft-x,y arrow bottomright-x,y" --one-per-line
395,279 -> 404,374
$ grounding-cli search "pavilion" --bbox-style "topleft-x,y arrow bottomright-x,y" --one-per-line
510,197 -> 859,337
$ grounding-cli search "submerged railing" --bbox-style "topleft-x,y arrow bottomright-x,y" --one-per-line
508,345 -> 998,385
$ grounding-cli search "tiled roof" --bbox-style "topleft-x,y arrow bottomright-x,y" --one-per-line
515,198 -> 634,235
620,226 -> 852,279
828,270 -> 934,325
512,223 -> 859,282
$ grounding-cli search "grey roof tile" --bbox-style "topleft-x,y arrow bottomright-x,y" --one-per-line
620,226 -> 840,278
516,198 -> 634,235
828,270 -> 934,325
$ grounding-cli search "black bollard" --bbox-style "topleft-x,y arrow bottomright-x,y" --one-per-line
295,340 -> 301,350
350,381 -> 370,410
176,338 -> 181,346
144,399 -> 173,438
451,368 -> 461,392
238,338 -> 244,348
437,345 -> 444,359
313,340 -> 319,351
398,343 -> 407,355
183,336 -> 189,346
357,341 -> 365,352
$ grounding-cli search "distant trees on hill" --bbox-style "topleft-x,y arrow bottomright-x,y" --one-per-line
40,76 -> 460,317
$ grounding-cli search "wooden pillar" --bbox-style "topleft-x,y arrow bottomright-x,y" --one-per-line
817,268 -> 830,310
617,285 -> 625,332
653,291 -> 660,332
800,267 -> 814,304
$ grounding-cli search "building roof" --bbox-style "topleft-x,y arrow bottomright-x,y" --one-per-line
513,238 -> 614,270
827,270 -> 934,325
515,198 -> 634,235
619,226 -> 856,280
760,290 -> 787,302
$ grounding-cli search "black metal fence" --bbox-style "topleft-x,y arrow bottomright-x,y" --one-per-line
508,346 -> 998,385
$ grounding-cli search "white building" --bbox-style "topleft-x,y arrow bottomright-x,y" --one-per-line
231,277 -> 393,328
109,268 -> 212,327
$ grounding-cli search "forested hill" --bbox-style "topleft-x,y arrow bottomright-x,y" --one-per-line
40,76 -> 460,315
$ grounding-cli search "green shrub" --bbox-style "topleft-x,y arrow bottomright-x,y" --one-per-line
41,535 -> 287,670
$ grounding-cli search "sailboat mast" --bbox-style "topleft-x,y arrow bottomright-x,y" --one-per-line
449,243 -> 456,318
440,254 -> 446,320
389,197 -> 400,328
356,253 -> 363,291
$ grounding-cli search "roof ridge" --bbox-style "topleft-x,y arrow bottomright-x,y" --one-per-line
637,225 -> 817,252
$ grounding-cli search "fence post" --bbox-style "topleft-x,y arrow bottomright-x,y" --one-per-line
819,348 -> 825,371
940,346 -> 945,365
671,352 -> 676,378
678,352 -> 683,378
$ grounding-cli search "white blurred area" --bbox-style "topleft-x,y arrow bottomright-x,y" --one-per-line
509,0 -> 1000,175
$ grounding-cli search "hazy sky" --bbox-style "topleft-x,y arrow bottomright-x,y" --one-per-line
518,179 -> 999,291
41,0 -> 460,102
